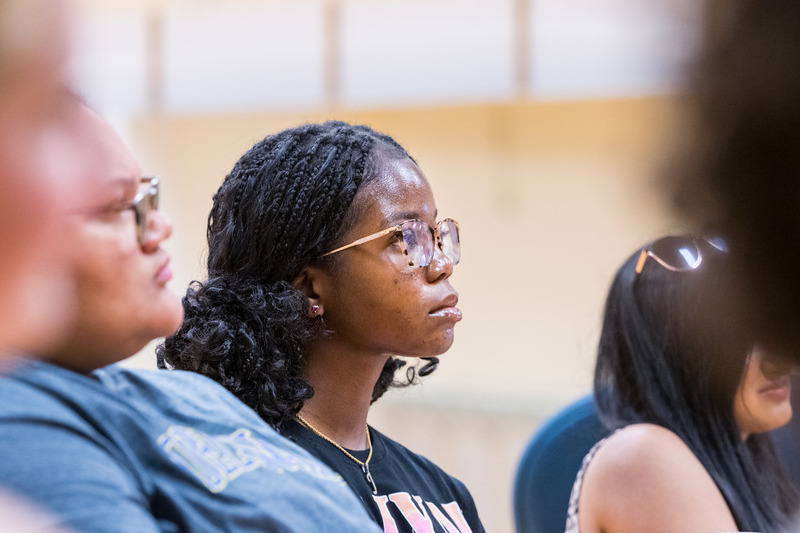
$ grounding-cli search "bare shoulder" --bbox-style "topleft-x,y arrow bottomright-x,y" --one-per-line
594,423 -> 699,477
578,423 -> 737,533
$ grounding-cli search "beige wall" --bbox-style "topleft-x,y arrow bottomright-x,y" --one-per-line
123,95 -> 685,532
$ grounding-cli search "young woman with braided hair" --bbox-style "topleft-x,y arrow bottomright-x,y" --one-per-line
158,121 -> 484,533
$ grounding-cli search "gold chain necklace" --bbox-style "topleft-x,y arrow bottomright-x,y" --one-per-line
295,413 -> 378,495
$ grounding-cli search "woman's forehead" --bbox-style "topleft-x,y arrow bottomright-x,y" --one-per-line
101,175 -> 138,198
361,158 -> 436,227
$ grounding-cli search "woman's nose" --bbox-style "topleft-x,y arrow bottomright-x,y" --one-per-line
760,353 -> 793,379
140,210 -> 173,252
425,245 -> 454,283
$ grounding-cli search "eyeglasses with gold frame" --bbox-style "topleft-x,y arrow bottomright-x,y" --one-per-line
322,218 -> 460,267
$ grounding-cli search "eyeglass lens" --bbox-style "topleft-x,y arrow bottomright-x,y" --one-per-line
649,236 -> 701,271
400,219 -> 460,267
133,177 -> 159,243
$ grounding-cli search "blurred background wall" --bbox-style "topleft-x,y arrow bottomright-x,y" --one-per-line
70,1 -> 699,531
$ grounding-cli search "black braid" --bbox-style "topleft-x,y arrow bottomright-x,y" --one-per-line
158,121 -> 435,428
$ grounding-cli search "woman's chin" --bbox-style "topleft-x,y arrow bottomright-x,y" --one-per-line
412,334 -> 455,358
151,300 -> 185,341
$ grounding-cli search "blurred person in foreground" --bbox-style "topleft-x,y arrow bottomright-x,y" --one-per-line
0,104 -> 382,533
0,0 -> 93,359
670,0 -> 800,362
0,0 -> 102,530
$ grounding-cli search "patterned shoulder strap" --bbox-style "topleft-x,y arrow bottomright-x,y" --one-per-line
564,430 -> 618,533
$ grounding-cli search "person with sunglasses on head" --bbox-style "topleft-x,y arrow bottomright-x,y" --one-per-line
565,235 -> 800,533
0,107 -> 383,533
158,120 -> 484,533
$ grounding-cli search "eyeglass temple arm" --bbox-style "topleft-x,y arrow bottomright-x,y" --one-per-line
635,250 -> 648,274
635,248 -> 703,275
321,226 -> 400,257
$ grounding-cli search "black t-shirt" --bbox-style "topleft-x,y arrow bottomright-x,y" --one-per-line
282,419 -> 485,533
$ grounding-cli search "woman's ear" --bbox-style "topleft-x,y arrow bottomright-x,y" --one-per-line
292,267 -> 325,317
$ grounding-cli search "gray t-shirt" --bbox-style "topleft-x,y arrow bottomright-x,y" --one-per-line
0,359 -> 380,533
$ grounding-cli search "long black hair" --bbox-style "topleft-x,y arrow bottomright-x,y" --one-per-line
594,235 -> 799,531
157,121 -> 437,428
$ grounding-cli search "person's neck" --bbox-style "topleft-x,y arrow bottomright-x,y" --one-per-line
299,341 -> 389,450
43,340 -> 126,375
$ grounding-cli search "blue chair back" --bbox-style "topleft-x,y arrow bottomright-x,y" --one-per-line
513,394 -> 608,533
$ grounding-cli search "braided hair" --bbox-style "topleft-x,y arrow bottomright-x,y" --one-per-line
157,121 -> 438,428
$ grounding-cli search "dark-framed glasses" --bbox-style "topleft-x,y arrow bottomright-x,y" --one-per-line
635,235 -> 728,276
131,175 -> 160,244
322,218 -> 460,268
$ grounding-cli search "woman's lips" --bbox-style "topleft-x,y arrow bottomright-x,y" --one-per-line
760,375 -> 791,401
429,306 -> 463,321
155,260 -> 173,284
429,293 -> 461,321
